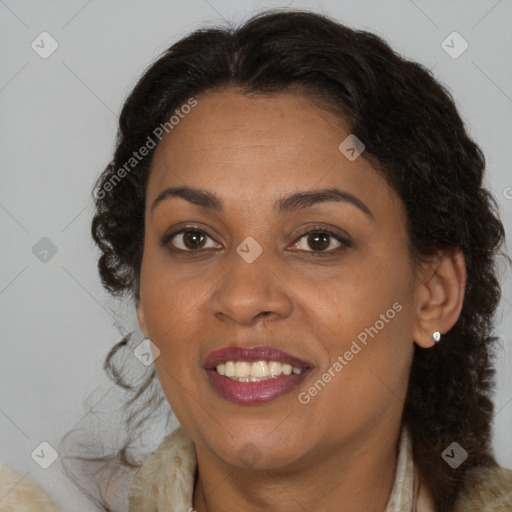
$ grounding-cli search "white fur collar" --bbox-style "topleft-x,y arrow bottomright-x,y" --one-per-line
128,425 -> 423,511
128,425 -> 512,511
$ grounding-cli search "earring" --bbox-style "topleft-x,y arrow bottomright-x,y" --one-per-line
433,331 -> 441,343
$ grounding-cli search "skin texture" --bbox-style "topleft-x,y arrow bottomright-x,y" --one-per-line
136,88 -> 466,512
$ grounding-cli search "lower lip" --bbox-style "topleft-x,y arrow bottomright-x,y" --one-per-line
206,369 -> 309,405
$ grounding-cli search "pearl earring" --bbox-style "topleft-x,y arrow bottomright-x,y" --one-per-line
433,331 -> 441,343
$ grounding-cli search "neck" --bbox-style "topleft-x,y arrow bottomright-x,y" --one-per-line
192,421 -> 402,512
414,465 -> 436,512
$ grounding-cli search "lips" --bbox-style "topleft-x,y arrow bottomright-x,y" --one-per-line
203,345 -> 311,405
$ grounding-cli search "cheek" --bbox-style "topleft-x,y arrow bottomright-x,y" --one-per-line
298,249 -> 414,406
299,302 -> 413,440
297,249 -> 411,341
138,260 -> 206,388
139,242 -> 206,335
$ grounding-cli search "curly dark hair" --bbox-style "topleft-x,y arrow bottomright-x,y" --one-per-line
60,8 -> 509,512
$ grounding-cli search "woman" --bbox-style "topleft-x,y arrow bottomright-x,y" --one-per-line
5,8 -> 510,512
92,9 -> 512,511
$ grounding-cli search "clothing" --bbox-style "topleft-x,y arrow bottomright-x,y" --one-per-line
0,463 -> 59,512
2,427 -> 511,511
127,426 -> 512,512
128,424 -> 420,511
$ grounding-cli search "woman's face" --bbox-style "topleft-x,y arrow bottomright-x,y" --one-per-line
136,88 -> 420,471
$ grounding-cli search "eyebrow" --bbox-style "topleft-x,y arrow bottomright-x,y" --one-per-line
151,186 -> 373,219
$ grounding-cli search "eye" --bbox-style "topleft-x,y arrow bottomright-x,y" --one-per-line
162,226 -> 351,255
289,229 -> 351,254
163,227 -> 220,251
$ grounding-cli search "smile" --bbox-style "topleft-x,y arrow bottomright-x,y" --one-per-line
216,360 -> 303,382
204,345 -> 311,404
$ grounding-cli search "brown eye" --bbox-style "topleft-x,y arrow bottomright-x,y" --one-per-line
289,229 -> 351,254
164,228 -> 219,251
182,230 -> 206,249
307,232 -> 330,251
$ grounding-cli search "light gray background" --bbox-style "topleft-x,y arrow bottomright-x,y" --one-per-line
1,0 -> 511,510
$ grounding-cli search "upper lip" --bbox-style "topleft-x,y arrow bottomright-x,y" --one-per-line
203,345 -> 311,370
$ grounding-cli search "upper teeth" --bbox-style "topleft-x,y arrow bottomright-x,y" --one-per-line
216,361 -> 303,381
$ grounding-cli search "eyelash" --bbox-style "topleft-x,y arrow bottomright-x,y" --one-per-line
162,225 -> 352,256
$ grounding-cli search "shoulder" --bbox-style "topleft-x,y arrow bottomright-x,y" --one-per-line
129,426 -> 197,511
453,463 -> 512,511
0,463 -> 59,512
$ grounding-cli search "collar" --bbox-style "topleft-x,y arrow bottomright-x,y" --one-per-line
129,424 -> 416,512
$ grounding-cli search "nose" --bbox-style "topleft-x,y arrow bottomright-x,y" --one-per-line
208,247 -> 293,326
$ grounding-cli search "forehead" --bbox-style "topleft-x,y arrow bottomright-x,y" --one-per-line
151,88 -> 349,173
146,88 -> 401,219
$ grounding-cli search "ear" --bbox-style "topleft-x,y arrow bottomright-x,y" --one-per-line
412,249 -> 466,348
135,299 -> 149,338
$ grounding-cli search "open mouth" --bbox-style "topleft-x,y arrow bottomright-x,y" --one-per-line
215,360 -> 304,382
204,345 -> 311,404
